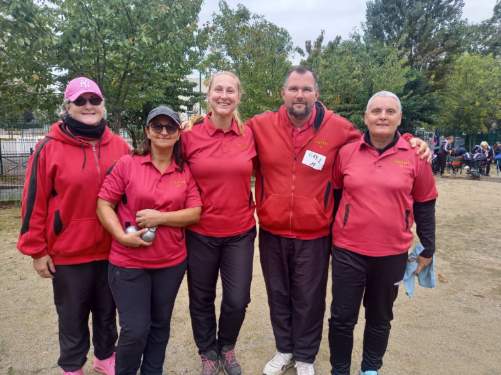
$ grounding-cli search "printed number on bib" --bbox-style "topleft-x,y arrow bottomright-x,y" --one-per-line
302,150 -> 326,171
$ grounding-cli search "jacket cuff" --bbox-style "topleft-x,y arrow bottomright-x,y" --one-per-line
419,248 -> 434,258
31,250 -> 49,259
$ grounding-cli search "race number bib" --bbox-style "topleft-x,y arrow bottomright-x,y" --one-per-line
302,150 -> 326,170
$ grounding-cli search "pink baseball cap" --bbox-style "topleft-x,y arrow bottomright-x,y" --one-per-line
64,76 -> 104,101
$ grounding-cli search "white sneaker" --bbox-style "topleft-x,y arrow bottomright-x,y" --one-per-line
295,361 -> 315,375
262,352 -> 294,375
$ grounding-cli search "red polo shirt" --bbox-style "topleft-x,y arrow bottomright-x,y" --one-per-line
332,134 -> 437,256
182,116 -> 256,237
98,154 -> 202,268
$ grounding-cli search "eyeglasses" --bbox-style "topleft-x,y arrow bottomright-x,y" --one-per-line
72,96 -> 103,106
149,123 -> 179,135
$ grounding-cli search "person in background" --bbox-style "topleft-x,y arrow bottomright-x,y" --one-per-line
97,105 -> 202,375
17,76 -> 130,375
182,71 -> 256,375
328,91 -> 437,375
438,135 -> 454,176
480,141 -> 494,176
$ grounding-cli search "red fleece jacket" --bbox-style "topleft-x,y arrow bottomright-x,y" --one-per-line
17,121 -> 130,265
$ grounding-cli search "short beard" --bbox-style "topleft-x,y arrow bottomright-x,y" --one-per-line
286,103 -> 313,121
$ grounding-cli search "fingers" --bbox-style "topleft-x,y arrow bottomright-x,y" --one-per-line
34,264 -> 53,278
33,256 -> 55,279
123,230 -> 150,248
136,209 -> 158,228
38,268 -> 54,278
47,257 -> 56,274
415,256 -> 432,275
415,264 -> 425,275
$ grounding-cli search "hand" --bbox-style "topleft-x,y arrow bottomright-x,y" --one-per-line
410,137 -> 432,162
415,255 -> 432,275
136,209 -> 163,228
180,120 -> 189,130
33,255 -> 56,278
117,229 -> 150,248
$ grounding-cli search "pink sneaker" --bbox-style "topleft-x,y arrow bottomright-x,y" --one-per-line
93,352 -> 116,375
62,370 -> 83,375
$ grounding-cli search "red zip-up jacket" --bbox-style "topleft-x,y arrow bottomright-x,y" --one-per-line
17,121 -> 130,265
247,102 -> 360,239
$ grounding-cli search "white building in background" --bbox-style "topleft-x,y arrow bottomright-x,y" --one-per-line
180,72 -> 208,121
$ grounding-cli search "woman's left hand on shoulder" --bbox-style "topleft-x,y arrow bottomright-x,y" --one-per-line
136,209 -> 162,228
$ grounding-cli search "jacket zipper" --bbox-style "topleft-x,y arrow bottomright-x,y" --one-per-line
260,175 -> 265,202
323,181 -> 331,209
290,155 -> 296,233
91,144 -> 101,178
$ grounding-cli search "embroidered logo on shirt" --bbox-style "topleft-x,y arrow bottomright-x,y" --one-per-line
393,159 -> 410,167
172,179 -> 186,188
314,139 -> 329,148
235,142 -> 249,150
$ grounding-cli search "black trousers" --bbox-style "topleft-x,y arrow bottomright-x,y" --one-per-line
109,261 -> 186,375
329,247 -> 407,375
259,229 -> 331,363
187,227 -> 256,354
52,260 -> 117,372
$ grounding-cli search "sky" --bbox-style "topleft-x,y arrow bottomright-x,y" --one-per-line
198,0 -> 498,53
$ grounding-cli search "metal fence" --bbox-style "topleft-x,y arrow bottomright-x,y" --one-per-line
0,123 -> 47,200
0,137 -> 44,201
1,123 -> 499,202
0,124 -> 134,202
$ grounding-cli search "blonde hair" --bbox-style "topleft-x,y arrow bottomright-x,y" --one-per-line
207,71 -> 244,135
185,114 -> 205,130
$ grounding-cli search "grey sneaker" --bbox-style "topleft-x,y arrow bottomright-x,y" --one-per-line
200,350 -> 221,375
220,345 -> 242,375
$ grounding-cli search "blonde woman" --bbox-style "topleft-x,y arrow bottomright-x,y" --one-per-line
182,72 -> 256,375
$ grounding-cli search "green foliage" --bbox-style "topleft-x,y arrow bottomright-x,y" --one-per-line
365,0 -> 464,84
462,1 -> 501,57
0,0 -> 58,122
438,53 -> 501,136
54,0 -> 203,141
202,1 -> 294,119
301,34 -> 409,128
0,0 -> 498,144
1,0 -> 204,146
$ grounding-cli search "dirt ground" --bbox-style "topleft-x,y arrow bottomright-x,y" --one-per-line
1,175 -> 501,375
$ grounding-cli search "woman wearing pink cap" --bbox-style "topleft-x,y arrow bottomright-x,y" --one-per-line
17,76 -> 130,375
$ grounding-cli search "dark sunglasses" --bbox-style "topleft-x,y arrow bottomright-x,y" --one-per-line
149,123 -> 179,135
72,96 -> 103,106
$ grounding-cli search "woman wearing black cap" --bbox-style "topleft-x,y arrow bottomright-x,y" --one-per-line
97,105 -> 202,375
